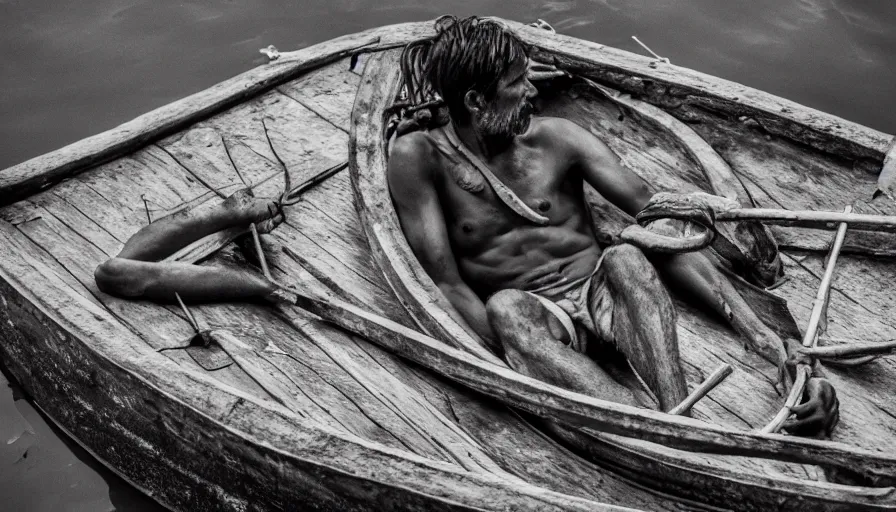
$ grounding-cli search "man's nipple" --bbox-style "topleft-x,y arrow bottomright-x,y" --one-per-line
462,223 -> 474,234
537,200 -> 551,212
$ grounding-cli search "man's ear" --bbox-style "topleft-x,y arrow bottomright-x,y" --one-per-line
463,90 -> 484,115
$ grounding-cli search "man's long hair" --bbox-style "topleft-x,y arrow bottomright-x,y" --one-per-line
400,16 -> 529,123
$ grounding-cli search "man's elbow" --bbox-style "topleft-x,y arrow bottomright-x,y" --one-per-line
436,280 -> 470,302
630,182 -> 656,215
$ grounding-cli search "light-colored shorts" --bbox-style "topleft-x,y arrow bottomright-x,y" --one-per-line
523,254 -> 615,354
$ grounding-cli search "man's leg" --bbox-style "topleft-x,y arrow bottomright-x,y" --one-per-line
95,189 -> 280,303
652,250 -> 790,379
593,244 -> 689,412
485,290 -> 647,408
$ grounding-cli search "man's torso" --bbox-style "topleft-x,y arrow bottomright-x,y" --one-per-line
422,117 -> 603,296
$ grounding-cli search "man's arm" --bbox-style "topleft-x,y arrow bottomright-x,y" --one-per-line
388,134 -> 497,350
549,118 -> 654,216
554,118 -> 838,437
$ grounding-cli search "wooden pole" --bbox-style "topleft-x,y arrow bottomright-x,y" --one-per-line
718,207 -> 896,233
174,292 -> 201,334
669,364 -> 733,416
761,206 -> 851,434
249,223 -> 272,281
802,340 -> 896,359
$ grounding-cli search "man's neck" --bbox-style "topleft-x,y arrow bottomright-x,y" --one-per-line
451,120 -> 514,161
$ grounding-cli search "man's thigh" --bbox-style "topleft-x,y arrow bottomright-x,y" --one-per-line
485,289 -> 576,357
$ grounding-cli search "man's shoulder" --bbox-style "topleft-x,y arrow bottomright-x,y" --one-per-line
391,130 -> 434,159
526,116 -> 588,147
528,116 -> 612,159
389,130 -> 440,179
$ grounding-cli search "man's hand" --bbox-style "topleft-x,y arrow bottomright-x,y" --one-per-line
783,377 -> 840,438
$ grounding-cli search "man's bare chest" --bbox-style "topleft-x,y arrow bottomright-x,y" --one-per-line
433,154 -> 582,249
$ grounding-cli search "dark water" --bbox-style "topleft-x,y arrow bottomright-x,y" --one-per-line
2,0 -> 895,172
1,1 -> 895,509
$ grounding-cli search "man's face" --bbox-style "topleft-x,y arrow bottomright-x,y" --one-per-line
475,57 -> 538,142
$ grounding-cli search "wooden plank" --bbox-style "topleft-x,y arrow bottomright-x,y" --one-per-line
0,202 -> 104,310
278,58 -> 361,131
13,204 -> 193,350
280,311 -> 507,473
165,87 -> 349,194
348,340 -> 696,511
190,294 -> 458,461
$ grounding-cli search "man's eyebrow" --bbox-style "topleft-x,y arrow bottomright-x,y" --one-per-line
509,63 -> 528,82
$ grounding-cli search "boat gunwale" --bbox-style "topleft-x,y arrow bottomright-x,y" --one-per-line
1,19 -> 892,208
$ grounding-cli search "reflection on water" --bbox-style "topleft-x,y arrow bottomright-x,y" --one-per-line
0,0 -> 894,509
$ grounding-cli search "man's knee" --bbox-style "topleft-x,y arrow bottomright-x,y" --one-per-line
486,289 -> 569,354
94,258 -> 148,298
484,289 -> 530,327
603,244 -> 656,281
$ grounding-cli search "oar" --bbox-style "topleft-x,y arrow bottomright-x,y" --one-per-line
717,207 -> 896,233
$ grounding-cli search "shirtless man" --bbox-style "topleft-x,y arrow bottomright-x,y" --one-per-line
387,16 -> 838,436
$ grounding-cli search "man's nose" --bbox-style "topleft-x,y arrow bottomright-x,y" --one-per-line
525,80 -> 538,99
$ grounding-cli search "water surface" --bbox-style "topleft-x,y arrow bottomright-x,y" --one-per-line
1,1 -> 894,510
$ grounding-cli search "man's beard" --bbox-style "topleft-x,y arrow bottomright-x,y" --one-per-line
477,100 -> 533,144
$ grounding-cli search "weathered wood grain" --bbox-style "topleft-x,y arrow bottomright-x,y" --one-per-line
0,219 -> 637,511
278,58 -> 361,131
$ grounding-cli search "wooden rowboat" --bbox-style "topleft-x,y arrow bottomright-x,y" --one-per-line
0,22 -> 721,512
350,19 -> 896,511
0,19 -> 893,511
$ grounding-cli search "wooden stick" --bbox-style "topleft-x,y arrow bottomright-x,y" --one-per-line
669,364 -> 733,416
281,161 -> 348,205
802,340 -> 896,359
631,36 -> 669,63
140,194 -> 152,224
249,222 -> 272,281
803,205 -> 851,347
718,207 -> 896,233
761,206 -> 851,434
761,366 -> 812,435
174,292 -> 201,334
